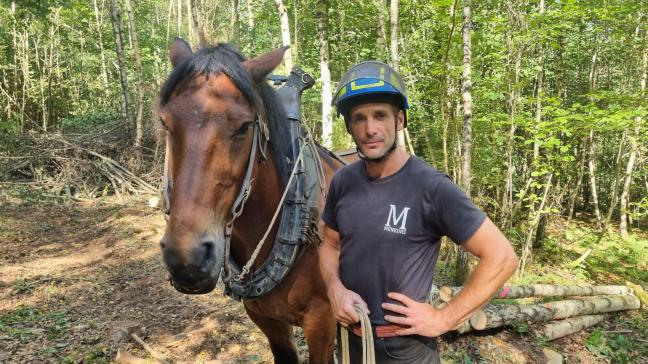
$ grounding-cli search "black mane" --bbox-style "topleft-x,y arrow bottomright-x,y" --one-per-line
159,43 -> 292,185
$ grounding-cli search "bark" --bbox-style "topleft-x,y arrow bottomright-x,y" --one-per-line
376,0 -> 387,59
316,0 -> 332,148
503,6 -> 522,227
92,0 -> 110,97
454,0 -> 474,285
123,0 -> 144,148
532,0 -> 545,163
440,285 -> 633,301
587,129 -> 602,228
620,40 -> 646,239
389,0 -> 407,148
567,140 -> 587,221
275,0 -> 293,71
230,0 -> 240,45
470,295 -> 640,331
519,173 -> 553,275
440,0 -> 458,174
245,0 -> 254,47
108,0 -> 133,128
539,314 -> 608,341
177,0 -> 182,36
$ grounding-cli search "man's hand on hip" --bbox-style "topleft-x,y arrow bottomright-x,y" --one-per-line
328,284 -> 369,327
382,292 -> 452,337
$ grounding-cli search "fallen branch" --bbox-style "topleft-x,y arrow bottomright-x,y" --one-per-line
129,332 -> 172,364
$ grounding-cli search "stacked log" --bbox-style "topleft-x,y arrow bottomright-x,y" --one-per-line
435,284 -> 642,340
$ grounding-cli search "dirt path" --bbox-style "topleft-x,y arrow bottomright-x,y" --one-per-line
0,190 -> 644,363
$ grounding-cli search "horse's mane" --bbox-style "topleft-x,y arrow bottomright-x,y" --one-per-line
159,43 -> 292,186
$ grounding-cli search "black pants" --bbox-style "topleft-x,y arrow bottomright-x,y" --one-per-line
336,325 -> 440,364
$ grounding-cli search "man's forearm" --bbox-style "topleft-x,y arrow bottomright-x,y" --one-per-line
319,241 -> 343,294
440,251 -> 517,328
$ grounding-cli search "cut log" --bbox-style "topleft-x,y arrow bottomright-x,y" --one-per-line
438,284 -> 632,302
539,314 -> 607,340
625,281 -> 648,307
439,286 -> 460,302
494,285 -> 632,299
470,295 -> 640,331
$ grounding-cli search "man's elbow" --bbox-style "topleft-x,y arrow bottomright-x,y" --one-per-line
502,247 -> 519,277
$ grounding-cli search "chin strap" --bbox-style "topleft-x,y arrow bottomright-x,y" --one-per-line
356,137 -> 398,163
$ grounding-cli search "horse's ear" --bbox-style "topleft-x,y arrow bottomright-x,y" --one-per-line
169,38 -> 192,68
243,46 -> 290,83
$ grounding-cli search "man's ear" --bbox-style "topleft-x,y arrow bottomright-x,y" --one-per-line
397,109 -> 405,131
243,46 -> 290,83
169,38 -> 192,68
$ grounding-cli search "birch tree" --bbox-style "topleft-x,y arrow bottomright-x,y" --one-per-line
316,0 -> 332,148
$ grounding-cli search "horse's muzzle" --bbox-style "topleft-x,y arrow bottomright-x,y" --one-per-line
160,235 -> 225,294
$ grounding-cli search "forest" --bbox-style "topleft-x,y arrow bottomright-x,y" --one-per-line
0,0 -> 646,362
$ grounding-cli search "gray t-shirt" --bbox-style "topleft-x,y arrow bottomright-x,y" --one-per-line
322,156 -> 485,325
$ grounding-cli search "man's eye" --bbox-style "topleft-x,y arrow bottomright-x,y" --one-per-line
232,122 -> 253,138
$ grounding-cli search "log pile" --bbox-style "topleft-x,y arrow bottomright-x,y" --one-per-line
430,284 -> 643,340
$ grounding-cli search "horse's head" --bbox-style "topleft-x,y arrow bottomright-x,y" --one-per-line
158,38 -> 287,294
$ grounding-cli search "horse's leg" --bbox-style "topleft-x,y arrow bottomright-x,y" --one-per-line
245,306 -> 300,364
302,301 -> 336,364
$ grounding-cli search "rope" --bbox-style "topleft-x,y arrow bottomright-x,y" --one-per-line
341,304 -> 376,364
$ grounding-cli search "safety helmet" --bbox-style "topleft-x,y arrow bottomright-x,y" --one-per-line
332,61 -> 409,129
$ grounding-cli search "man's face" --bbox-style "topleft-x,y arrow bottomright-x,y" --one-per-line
348,102 -> 404,161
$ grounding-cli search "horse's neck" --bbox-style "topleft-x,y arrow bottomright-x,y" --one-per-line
230,152 -> 282,270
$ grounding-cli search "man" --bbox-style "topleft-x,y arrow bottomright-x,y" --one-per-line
319,61 -> 518,363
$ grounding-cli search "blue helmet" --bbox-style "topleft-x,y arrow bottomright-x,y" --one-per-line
332,61 -> 409,129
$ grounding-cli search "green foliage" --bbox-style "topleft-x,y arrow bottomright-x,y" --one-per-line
586,329 -> 636,363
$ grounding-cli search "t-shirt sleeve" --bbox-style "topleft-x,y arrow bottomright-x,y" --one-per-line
428,176 -> 486,245
322,172 -> 341,231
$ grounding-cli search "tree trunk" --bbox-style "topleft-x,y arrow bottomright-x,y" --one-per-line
389,0 -> 408,149
274,0 -> 293,72
230,0 -> 240,45
620,39 -> 646,239
470,295 -> 640,331
376,0 -> 387,60
532,0 -> 545,163
519,172 -> 553,275
123,0 -> 144,148
454,0 -> 474,285
440,0 -> 458,174
440,285 -> 633,302
189,0 -> 202,47
246,0 -> 254,46
316,0 -> 332,148
567,140 -> 587,221
503,8 -> 522,227
587,129 -> 602,228
539,314 -> 607,341
92,0 -> 110,98
108,0 -> 133,129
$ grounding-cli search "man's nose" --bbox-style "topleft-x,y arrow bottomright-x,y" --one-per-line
365,118 -> 379,136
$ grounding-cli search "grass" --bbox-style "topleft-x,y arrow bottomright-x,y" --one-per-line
0,306 -> 70,343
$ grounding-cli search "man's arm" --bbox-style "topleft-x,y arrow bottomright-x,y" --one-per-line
382,217 -> 518,337
320,225 -> 369,327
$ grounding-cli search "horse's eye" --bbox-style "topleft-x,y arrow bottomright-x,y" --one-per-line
232,121 -> 253,139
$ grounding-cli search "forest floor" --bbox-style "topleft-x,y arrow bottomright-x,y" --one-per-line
0,183 -> 646,364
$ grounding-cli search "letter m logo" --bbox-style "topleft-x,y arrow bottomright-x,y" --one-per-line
385,204 -> 410,230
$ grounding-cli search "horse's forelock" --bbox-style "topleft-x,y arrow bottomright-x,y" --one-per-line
160,44 -> 260,111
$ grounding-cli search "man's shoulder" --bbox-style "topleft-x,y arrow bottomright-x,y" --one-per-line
331,159 -> 364,182
407,156 -> 449,184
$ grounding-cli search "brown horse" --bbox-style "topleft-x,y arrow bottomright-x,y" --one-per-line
158,39 -> 343,363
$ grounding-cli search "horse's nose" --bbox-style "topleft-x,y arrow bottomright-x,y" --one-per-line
160,237 -> 218,279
